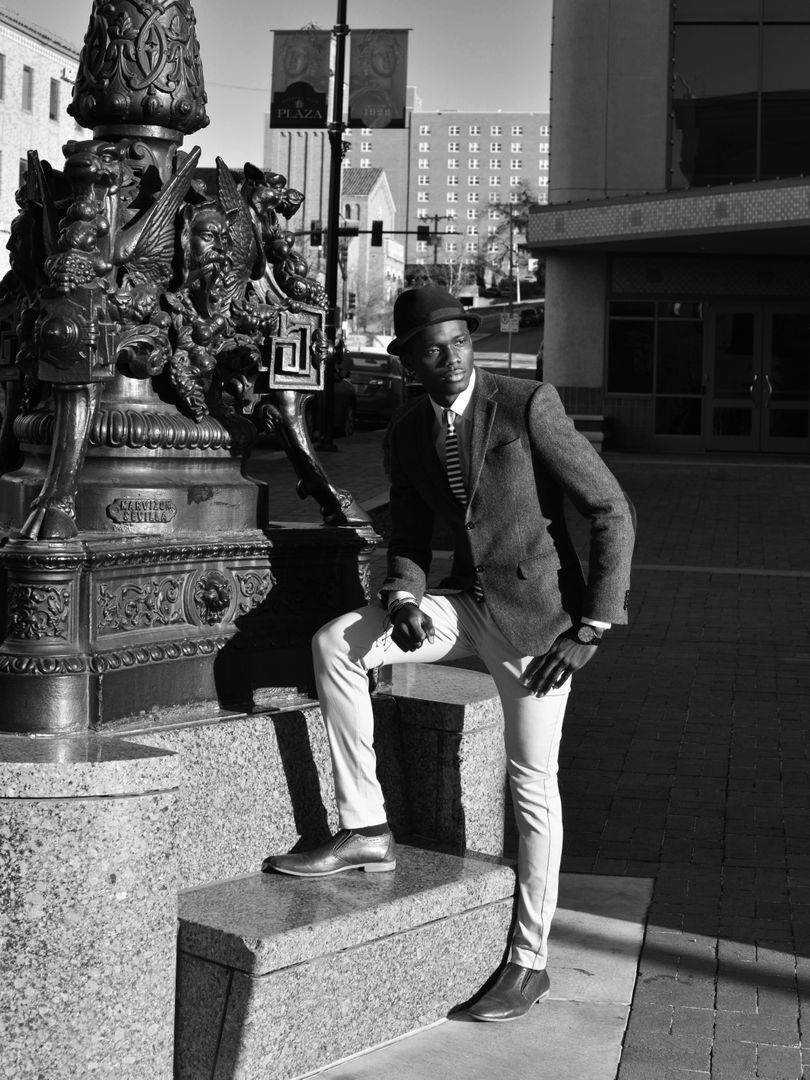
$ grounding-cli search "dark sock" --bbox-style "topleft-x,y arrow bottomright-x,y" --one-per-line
352,822 -> 389,836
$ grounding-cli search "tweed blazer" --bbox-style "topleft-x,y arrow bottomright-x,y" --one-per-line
382,368 -> 635,657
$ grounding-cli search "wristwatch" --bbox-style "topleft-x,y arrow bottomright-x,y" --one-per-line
573,624 -> 603,645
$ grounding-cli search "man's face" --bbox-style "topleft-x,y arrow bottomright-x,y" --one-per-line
405,319 -> 474,406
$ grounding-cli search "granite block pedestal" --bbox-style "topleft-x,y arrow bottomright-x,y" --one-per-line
0,734 -> 179,1080
388,664 -> 512,857
175,845 -> 516,1080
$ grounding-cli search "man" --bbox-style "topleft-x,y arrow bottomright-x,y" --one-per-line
264,286 -> 635,1022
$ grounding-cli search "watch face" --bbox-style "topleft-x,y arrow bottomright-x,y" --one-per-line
576,625 -> 598,644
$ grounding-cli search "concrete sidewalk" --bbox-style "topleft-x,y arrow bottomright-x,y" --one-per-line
250,433 -> 810,1080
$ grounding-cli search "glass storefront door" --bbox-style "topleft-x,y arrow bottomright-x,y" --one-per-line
705,303 -> 810,451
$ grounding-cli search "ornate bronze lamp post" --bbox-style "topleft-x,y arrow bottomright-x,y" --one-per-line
0,0 -> 377,734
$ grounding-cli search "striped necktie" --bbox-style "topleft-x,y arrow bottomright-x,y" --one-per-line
443,409 -> 467,506
444,409 -> 485,602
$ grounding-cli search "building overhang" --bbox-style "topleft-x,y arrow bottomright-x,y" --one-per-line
527,179 -> 810,256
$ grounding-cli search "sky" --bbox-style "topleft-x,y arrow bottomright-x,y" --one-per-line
18,0 -> 552,166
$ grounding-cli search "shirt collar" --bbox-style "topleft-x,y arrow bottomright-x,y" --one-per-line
428,367 -> 477,423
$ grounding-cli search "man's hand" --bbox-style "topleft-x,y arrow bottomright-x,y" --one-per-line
389,602 -> 435,652
521,630 -> 600,697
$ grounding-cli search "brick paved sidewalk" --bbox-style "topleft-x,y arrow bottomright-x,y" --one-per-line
252,434 -> 810,1079
566,458 -> 810,1080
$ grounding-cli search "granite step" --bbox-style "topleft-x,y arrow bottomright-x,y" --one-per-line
175,844 -> 516,1080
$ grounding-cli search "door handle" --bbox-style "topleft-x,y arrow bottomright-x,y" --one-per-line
749,373 -> 758,396
764,374 -> 773,404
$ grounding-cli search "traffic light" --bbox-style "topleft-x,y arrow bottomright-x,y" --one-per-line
348,291 -> 357,314
416,224 -> 431,242
310,220 -> 322,246
371,220 -> 383,246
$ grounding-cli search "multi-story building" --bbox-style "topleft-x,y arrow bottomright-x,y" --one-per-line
530,0 -> 810,454
264,90 -> 550,289
339,167 -> 403,336
0,5 -> 81,275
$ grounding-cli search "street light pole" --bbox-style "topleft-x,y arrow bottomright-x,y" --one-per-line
318,0 -> 348,452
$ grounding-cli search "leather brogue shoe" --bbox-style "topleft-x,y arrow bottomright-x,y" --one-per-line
262,828 -> 396,877
468,962 -> 550,1022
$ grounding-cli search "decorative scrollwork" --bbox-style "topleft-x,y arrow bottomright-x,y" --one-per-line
97,577 -> 184,632
235,569 -> 275,614
6,584 -> 70,640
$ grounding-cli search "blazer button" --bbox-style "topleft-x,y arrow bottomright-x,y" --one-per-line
466,521 -> 475,530
475,564 -> 484,573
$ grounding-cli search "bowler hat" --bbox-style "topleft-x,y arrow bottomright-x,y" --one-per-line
387,286 -> 480,355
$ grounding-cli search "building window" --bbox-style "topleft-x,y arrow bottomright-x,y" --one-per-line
445,223 -> 455,233
417,208 -> 430,219
447,158 -> 459,169
490,125 -> 502,135
22,66 -> 33,112
466,209 -> 477,220
468,159 -> 479,169
539,159 -> 549,170
488,208 -> 501,219
487,242 -> 499,254
416,241 -> 429,253
468,192 -> 480,202
446,209 -> 457,218
417,191 -> 429,202
537,192 -> 548,204
469,175 -> 480,185
489,159 -> 501,170
446,241 -> 458,252
419,141 -> 430,151
540,125 -> 550,136
511,142 -> 523,153
465,242 -> 477,253
360,158 -> 371,168
448,124 -> 460,135
361,127 -> 374,135
447,192 -> 458,202
509,176 -> 521,186
509,191 -> 520,202
468,141 -> 479,152
606,300 -> 704,438
488,225 -> 498,235
469,124 -> 480,135
671,4 -> 810,186
361,141 -> 372,151
447,175 -> 459,186
539,142 -> 549,153
488,192 -> 500,203
448,141 -> 460,151
511,125 -> 523,136
538,176 -> 549,187
418,157 -> 429,169
466,224 -> 478,234
419,125 -> 431,135
510,159 -> 522,170
49,78 -> 60,120
0,55 -> 6,101
418,174 -> 430,184
490,142 -> 502,152
489,175 -> 501,186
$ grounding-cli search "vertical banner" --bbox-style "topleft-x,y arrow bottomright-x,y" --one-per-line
348,29 -> 409,129
270,30 -> 331,128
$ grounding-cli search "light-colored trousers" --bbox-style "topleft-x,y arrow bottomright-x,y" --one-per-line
312,592 -> 570,971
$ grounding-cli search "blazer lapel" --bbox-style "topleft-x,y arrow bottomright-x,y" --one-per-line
468,371 -> 498,502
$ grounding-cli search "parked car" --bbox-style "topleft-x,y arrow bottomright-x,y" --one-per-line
347,350 -> 409,425
519,305 -> 544,327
